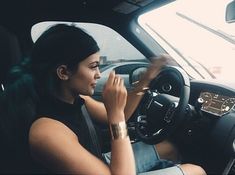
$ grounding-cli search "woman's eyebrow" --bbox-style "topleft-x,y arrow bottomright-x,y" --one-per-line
89,61 -> 99,65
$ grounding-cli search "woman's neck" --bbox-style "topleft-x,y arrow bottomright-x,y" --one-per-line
54,86 -> 76,104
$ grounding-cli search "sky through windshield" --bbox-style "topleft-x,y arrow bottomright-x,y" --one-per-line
139,0 -> 235,81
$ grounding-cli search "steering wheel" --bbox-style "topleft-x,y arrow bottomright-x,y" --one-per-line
135,66 -> 190,144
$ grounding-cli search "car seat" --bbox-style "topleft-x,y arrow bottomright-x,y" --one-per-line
0,26 -> 21,91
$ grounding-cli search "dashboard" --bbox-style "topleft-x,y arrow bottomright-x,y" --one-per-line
199,91 -> 235,117
152,76 -> 235,118
150,77 -> 235,173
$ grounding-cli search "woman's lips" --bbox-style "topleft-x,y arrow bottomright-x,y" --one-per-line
91,83 -> 97,88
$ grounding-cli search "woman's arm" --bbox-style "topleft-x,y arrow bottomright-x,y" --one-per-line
29,117 -> 135,175
80,95 -> 108,123
125,54 -> 178,120
83,54 -> 178,122
29,117 -> 110,174
102,71 -> 135,175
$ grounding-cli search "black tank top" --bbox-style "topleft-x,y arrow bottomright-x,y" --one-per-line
36,95 -> 103,160
0,95 -> 104,173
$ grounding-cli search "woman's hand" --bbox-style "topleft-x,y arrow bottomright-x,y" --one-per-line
102,71 -> 127,123
139,54 -> 178,87
123,54 -> 178,120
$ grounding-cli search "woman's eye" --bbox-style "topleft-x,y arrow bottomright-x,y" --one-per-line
90,64 -> 99,69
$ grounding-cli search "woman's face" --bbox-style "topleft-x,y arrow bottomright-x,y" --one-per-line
67,52 -> 101,96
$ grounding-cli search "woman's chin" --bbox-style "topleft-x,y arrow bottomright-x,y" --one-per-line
78,87 -> 95,96
89,89 -> 94,96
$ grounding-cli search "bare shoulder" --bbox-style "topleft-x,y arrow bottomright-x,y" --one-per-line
29,117 -> 79,170
29,117 -> 77,143
29,117 -> 79,160
29,117 -> 109,174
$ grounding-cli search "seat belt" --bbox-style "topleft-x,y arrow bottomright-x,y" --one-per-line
81,105 -> 103,160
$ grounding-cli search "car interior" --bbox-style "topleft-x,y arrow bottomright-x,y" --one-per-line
0,0 -> 235,174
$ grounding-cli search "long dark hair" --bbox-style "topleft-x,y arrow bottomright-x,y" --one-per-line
0,23 -> 100,153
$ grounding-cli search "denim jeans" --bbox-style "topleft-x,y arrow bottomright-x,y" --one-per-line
103,141 -> 184,175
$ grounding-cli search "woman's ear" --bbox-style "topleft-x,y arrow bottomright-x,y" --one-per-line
56,65 -> 70,80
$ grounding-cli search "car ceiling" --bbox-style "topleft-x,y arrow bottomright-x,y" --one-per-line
0,0 -> 173,55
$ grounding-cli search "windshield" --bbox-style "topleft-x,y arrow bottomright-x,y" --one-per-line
138,0 -> 235,81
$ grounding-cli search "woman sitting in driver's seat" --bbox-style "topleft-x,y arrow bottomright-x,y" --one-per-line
0,24 -> 206,175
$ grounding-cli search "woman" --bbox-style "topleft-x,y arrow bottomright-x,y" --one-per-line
0,24 -> 206,174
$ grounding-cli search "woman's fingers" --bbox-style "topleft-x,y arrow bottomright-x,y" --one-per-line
106,70 -> 115,86
106,71 -> 122,87
151,54 -> 178,67
119,78 -> 124,86
113,75 -> 121,85
103,73 -> 127,120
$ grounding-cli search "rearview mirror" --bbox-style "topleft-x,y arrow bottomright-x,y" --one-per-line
129,67 -> 148,86
226,0 -> 235,23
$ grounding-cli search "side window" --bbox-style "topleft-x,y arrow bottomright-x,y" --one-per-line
31,22 -> 149,99
31,22 -> 146,67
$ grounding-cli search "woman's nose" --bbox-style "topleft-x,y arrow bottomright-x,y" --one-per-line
95,68 -> 101,79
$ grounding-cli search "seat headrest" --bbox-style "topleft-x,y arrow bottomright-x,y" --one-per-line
0,26 -> 21,87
